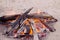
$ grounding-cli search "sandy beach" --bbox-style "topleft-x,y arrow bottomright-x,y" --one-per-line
0,0 -> 60,40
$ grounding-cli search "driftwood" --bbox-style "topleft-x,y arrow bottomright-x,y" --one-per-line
0,13 -> 57,24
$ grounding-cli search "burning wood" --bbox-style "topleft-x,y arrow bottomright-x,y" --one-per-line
0,8 -> 58,40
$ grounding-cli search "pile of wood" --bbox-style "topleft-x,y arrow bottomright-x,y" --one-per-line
0,8 -> 57,40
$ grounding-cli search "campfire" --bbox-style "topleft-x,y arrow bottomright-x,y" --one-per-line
0,8 -> 57,40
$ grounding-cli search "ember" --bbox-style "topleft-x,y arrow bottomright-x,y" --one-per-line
0,8 -> 57,40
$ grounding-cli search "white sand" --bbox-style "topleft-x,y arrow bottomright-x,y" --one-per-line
0,0 -> 60,40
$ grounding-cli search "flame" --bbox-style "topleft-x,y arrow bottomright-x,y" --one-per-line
19,18 -> 47,35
